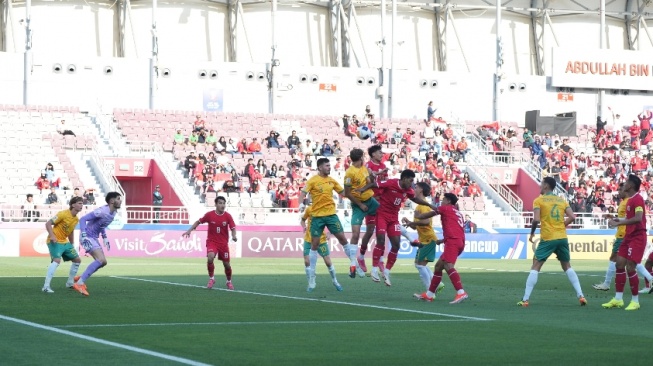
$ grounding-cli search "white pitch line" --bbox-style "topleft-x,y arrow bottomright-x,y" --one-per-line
0,314 -> 212,366
112,276 -> 492,322
458,266 -> 602,277
57,319 -> 466,329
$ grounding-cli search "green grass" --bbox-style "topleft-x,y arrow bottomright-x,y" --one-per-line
1,257 -> 651,365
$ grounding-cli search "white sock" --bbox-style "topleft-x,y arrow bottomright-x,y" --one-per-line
309,250 -> 318,272
636,263 -> 653,282
523,270 -> 539,301
603,261 -> 616,286
632,295 -> 639,303
44,262 -> 60,288
67,262 -> 80,284
566,268 -> 584,298
415,264 -> 430,288
305,266 -> 311,281
344,243 -> 357,265
399,225 -> 411,241
328,265 -> 337,281
615,292 -> 623,300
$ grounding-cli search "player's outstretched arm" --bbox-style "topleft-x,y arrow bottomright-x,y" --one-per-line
356,180 -> 377,193
414,208 -> 439,220
78,211 -> 96,235
609,210 -> 644,228
182,220 -> 202,238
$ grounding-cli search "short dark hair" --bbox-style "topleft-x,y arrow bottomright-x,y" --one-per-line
215,196 -> 226,204
628,174 -> 641,191
316,158 -> 330,167
105,192 -> 122,204
26,194 -> 33,199
542,176 -> 557,191
350,148 -> 364,162
444,192 -> 458,205
367,144 -> 382,157
416,182 -> 431,197
400,169 -> 416,180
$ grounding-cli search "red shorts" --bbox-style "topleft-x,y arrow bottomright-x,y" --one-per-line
440,238 -> 465,264
207,241 -> 230,262
375,215 -> 400,237
617,233 -> 647,263
364,214 -> 376,226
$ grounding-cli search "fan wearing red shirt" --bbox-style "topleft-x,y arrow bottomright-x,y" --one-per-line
183,196 -> 237,290
356,145 -> 389,273
605,174 -> 651,310
629,121 -> 641,143
414,193 -> 469,304
358,169 -> 436,286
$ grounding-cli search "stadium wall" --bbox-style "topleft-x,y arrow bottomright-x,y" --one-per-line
2,223 -> 651,260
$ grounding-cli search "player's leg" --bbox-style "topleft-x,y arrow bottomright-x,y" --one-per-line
308,218 -> 327,281
441,240 -> 468,304
206,249 -> 217,289
383,228 -> 402,286
63,244 -> 82,288
416,258 -> 445,302
640,254 -> 653,294
518,240 -> 552,306
603,241 -> 630,308
358,215 -> 376,272
556,239 -> 586,305
414,241 -> 438,291
218,248 -> 234,290
371,216 -> 388,282
75,240 -> 106,295
622,237 -> 646,310
320,243 -> 342,291
303,241 -> 312,290
350,204 -> 368,277
594,243 -> 619,291
43,242 -> 64,293
328,215 -> 356,278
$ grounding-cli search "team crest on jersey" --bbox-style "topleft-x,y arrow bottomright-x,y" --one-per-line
222,221 -> 227,226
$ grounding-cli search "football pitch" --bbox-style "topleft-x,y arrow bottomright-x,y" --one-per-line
1,257 -> 651,366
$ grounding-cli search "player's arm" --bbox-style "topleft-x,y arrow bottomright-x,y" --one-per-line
529,208 -> 540,243
356,179 -> 377,193
563,207 -> 575,227
68,231 -> 75,245
611,207 -> 644,226
409,196 -> 437,211
78,211 -> 96,235
45,219 -> 58,243
344,185 -> 366,210
230,227 -> 237,242
182,220 -> 202,238
298,189 -> 308,210
414,207 -> 439,220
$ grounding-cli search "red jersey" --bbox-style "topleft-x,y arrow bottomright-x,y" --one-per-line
200,210 -> 236,245
376,178 -> 415,219
625,193 -> 647,236
366,160 -> 388,196
437,204 -> 465,240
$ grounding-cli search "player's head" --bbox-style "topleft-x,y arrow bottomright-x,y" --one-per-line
626,174 -> 641,192
350,148 -> 364,163
316,158 -> 331,176
399,169 -> 416,189
617,182 -> 627,199
541,177 -> 556,194
443,192 -> 458,206
69,196 -> 84,212
215,196 -> 226,212
415,181 -> 431,197
105,192 -> 122,208
367,144 -> 383,161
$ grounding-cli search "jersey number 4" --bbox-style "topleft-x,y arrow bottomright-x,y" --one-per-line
550,204 -> 562,222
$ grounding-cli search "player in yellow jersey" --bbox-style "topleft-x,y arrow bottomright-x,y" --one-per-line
41,196 -> 84,293
518,177 -> 587,307
301,205 -> 342,292
299,158 -> 358,289
401,182 -> 445,297
593,183 -> 628,291
344,148 -> 379,278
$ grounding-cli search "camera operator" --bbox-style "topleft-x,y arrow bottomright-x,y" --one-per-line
266,131 -> 282,148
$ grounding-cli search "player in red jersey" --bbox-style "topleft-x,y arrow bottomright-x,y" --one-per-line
604,174 -> 649,310
414,193 -> 469,304
357,144 -> 389,274
183,196 -> 237,290
358,169 -> 436,286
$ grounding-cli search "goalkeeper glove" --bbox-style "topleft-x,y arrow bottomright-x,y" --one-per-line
103,237 -> 111,251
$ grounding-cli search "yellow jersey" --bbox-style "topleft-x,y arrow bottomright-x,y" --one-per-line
615,198 -> 628,239
533,193 -> 569,241
49,209 -> 80,244
415,205 -> 438,244
302,175 -> 344,217
302,206 -> 328,243
344,165 -> 374,202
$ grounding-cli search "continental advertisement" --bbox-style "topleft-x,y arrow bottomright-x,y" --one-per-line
527,235 -> 653,260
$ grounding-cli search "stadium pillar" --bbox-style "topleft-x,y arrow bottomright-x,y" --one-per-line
149,0 -> 158,110
269,0 -> 278,114
22,0 -> 32,106
598,0 -> 605,119
492,0 -> 502,122
388,0 -> 396,118
227,0 -> 237,62
328,1 -> 340,67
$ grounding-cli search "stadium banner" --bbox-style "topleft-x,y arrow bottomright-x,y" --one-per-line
551,47 -> 653,91
526,235 -> 653,260
0,229 -> 20,257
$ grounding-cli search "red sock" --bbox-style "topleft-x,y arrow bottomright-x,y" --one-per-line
372,245 -> 384,267
446,267 -> 463,291
615,268 -> 626,293
225,267 -> 232,281
428,273 -> 442,293
385,248 -> 398,270
207,262 -> 215,277
360,240 -> 368,255
627,270 -> 639,296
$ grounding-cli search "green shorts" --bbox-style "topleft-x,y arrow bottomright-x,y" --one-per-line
351,197 -> 380,226
415,241 -> 437,263
534,238 -> 570,263
612,238 -> 623,254
47,242 -> 79,262
310,215 -> 344,238
303,241 -> 330,257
